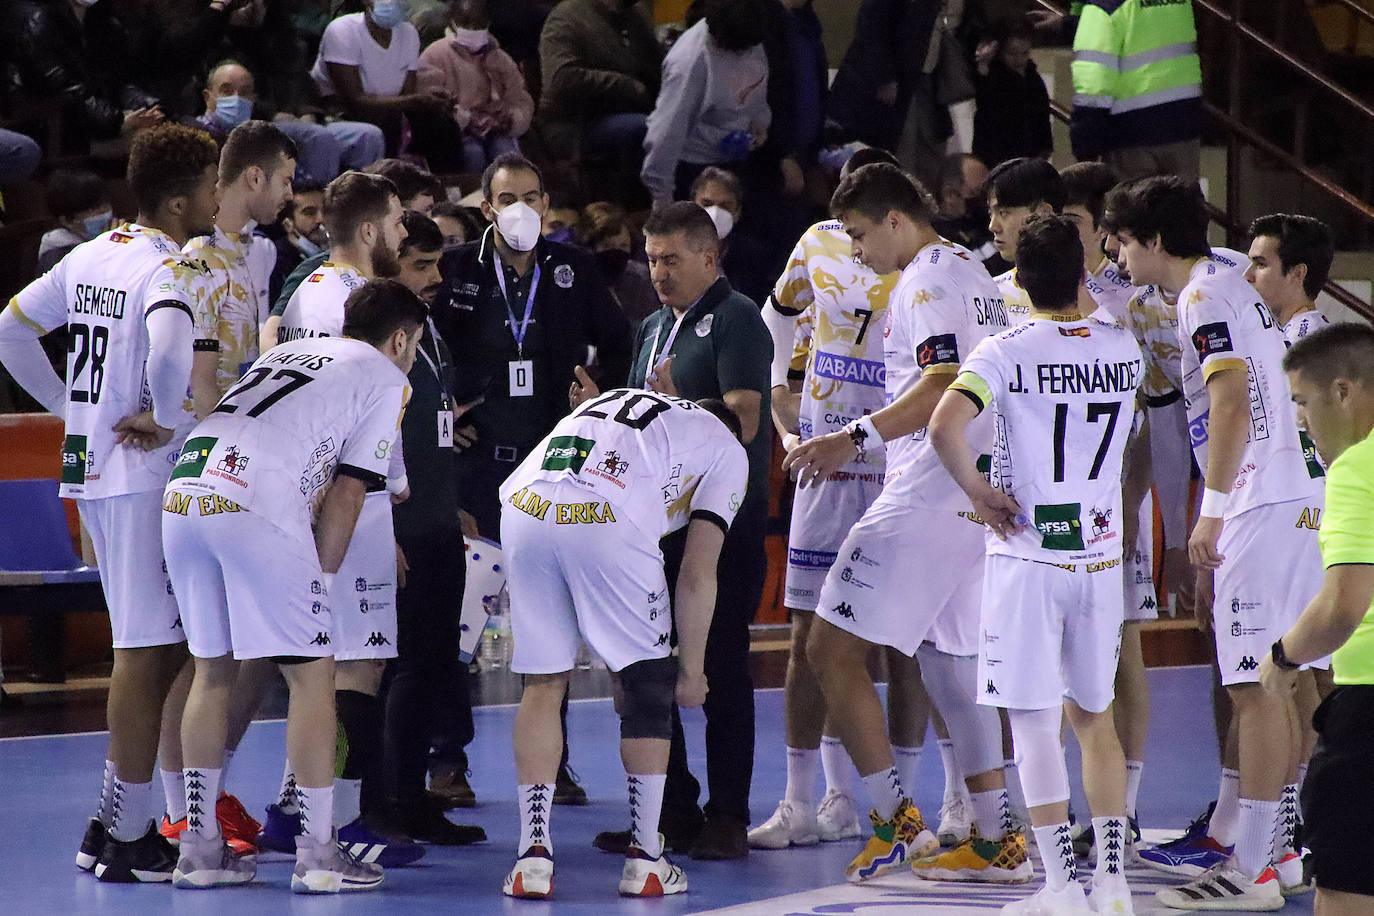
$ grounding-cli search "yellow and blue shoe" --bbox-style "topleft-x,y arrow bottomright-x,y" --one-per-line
912,832 -> 1034,884
844,799 -> 937,883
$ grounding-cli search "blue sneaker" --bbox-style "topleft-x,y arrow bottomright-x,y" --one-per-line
258,804 -> 303,854
1139,802 -> 1232,876
337,817 -> 425,868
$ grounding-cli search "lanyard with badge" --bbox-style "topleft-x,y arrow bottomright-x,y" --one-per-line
644,310 -> 689,388
493,250 -> 541,398
416,317 -> 456,448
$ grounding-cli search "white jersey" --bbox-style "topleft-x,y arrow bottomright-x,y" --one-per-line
879,241 -> 1009,510
500,388 -> 748,539
953,313 -> 1143,564
277,259 -> 366,343
1282,308 -> 1329,347
10,224 -> 206,499
995,267 -> 1033,325
164,336 -> 410,552
1086,256 -> 1135,325
1177,258 -> 1322,518
185,227 -> 277,392
772,220 -> 893,477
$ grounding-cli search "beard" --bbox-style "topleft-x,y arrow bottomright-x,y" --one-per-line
371,237 -> 402,278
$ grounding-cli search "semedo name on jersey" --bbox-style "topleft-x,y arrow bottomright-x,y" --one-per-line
72,284 -> 128,320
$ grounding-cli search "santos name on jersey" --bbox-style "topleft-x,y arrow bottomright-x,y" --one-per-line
165,336 -> 410,551
11,224 -> 207,499
953,313 -> 1143,565
500,388 -> 748,539
878,240 -> 1008,510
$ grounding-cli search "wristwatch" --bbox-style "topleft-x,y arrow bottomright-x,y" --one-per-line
1271,638 -> 1301,672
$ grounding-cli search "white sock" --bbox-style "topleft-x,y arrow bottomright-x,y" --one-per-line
1208,768 -> 1241,846
161,768 -> 187,822
1235,798 -> 1280,878
1004,759 -> 1029,814
220,749 -> 235,795
784,746 -> 819,806
1092,816 -> 1127,882
970,788 -> 1011,841
518,783 -> 553,855
296,784 -> 333,843
333,777 -> 362,828
109,777 -> 152,842
938,739 -> 966,802
95,759 -> 116,823
861,767 -> 903,822
185,767 -> 221,840
821,735 -> 859,798
278,761 -> 299,814
893,745 -> 923,804
1032,821 -> 1078,891
628,774 -> 667,857
1275,784 -> 1299,857
1124,760 -> 1144,818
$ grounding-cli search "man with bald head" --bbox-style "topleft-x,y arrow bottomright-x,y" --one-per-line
189,60 -> 384,187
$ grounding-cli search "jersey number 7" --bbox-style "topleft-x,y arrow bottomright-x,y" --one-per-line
1052,401 -> 1121,483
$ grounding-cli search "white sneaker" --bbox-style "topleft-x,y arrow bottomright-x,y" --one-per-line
619,844 -> 687,897
291,831 -> 383,894
172,832 -> 255,889
1090,876 -> 1135,914
1274,850 -> 1313,896
816,790 -> 862,841
937,792 -> 973,847
748,800 -> 821,849
1155,862 -> 1285,911
503,845 -> 553,899
1002,881 -> 1094,914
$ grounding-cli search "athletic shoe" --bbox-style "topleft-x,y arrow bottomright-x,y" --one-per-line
748,800 -> 821,849
1138,833 -> 1232,877
172,832 -> 256,888
292,831 -> 384,894
619,842 -> 687,897
216,794 -> 260,856
1154,863 -> 1284,911
76,817 -> 107,871
337,816 -> 426,867
1001,881 -> 1094,914
1090,876 -> 1135,914
160,814 -> 187,846
94,823 -> 178,883
1274,850 -> 1313,896
257,803 -> 303,854
816,789 -> 863,841
911,832 -> 1034,883
937,792 -> 973,847
844,800 -> 938,883
553,764 -> 588,806
503,845 -> 553,899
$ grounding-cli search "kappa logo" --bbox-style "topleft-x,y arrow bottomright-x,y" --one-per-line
364,632 -> 391,647
654,633 -> 670,647
832,602 -> 856,620
1139,596 -> 1156,612
310,632 -> 331,646
985,679 -> 999,695
1235,655 -> 1259,672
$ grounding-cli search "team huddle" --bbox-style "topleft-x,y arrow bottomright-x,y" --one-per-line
0,117 -> 1352,911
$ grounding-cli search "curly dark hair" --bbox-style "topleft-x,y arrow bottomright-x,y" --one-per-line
127,124 -> 220,216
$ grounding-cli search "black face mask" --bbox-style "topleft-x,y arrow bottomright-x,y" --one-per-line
595,248 -> 632,281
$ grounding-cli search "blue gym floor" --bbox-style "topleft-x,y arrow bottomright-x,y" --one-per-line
0,666 -> 1315,914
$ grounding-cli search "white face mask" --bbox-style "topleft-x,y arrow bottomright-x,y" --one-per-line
495,201 -> 542,252
452,27 -> 491,52
705,204 -> 735,240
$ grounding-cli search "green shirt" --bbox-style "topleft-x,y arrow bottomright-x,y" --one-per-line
1325,429 -> 1374,685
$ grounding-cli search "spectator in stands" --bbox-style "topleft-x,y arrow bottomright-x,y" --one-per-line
364,159 -> 444,215
417,0 -> 533,173
431,200 -> 484,252
0,131 -> 42,186
37,169 -> 112,274
261,184 -> 328,305
578,203 -> 659,324
190,60 -> 385,188
310,0 -> 455,156
488,0 -> 552,73
641,0 -> 771,207
540,194 -> 581,244
930,152 -> 1008,275
0,0 -> 163,154
409,0 -> 451,44
538,0 -> 662,177
972,22 -> 1052,169
690,167 -> 775,307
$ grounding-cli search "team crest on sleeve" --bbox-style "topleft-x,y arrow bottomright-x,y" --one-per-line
1192,322 -> 1233,359
554,264 -> 574,288
695,314 -> 714,337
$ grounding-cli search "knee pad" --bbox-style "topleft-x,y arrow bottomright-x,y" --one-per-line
916,644 -> 1004,778
617,656 -> 678,740
1008,706 -> 1070,808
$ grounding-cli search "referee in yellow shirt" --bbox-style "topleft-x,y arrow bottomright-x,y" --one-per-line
1260,322 -> 1374,915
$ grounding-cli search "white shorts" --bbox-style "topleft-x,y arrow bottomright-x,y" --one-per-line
1124,490 -> 1161,622
784,469 -> 883,611
502,480 -> 671,675
78,492 -> 185,649
814,500 -> 984,657
1215,498 -> 1325,685
978,554 -> 1125,714
333,493 -> 398,661
162,489 -> 331,660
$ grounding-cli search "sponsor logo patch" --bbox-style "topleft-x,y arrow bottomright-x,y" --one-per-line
1191,321 -> 1234,359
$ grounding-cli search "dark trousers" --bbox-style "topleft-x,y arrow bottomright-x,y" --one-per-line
661,493 -> 767,825
383,527 -> 471,801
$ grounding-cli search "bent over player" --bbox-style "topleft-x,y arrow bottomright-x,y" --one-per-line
498,389 -> 748,900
